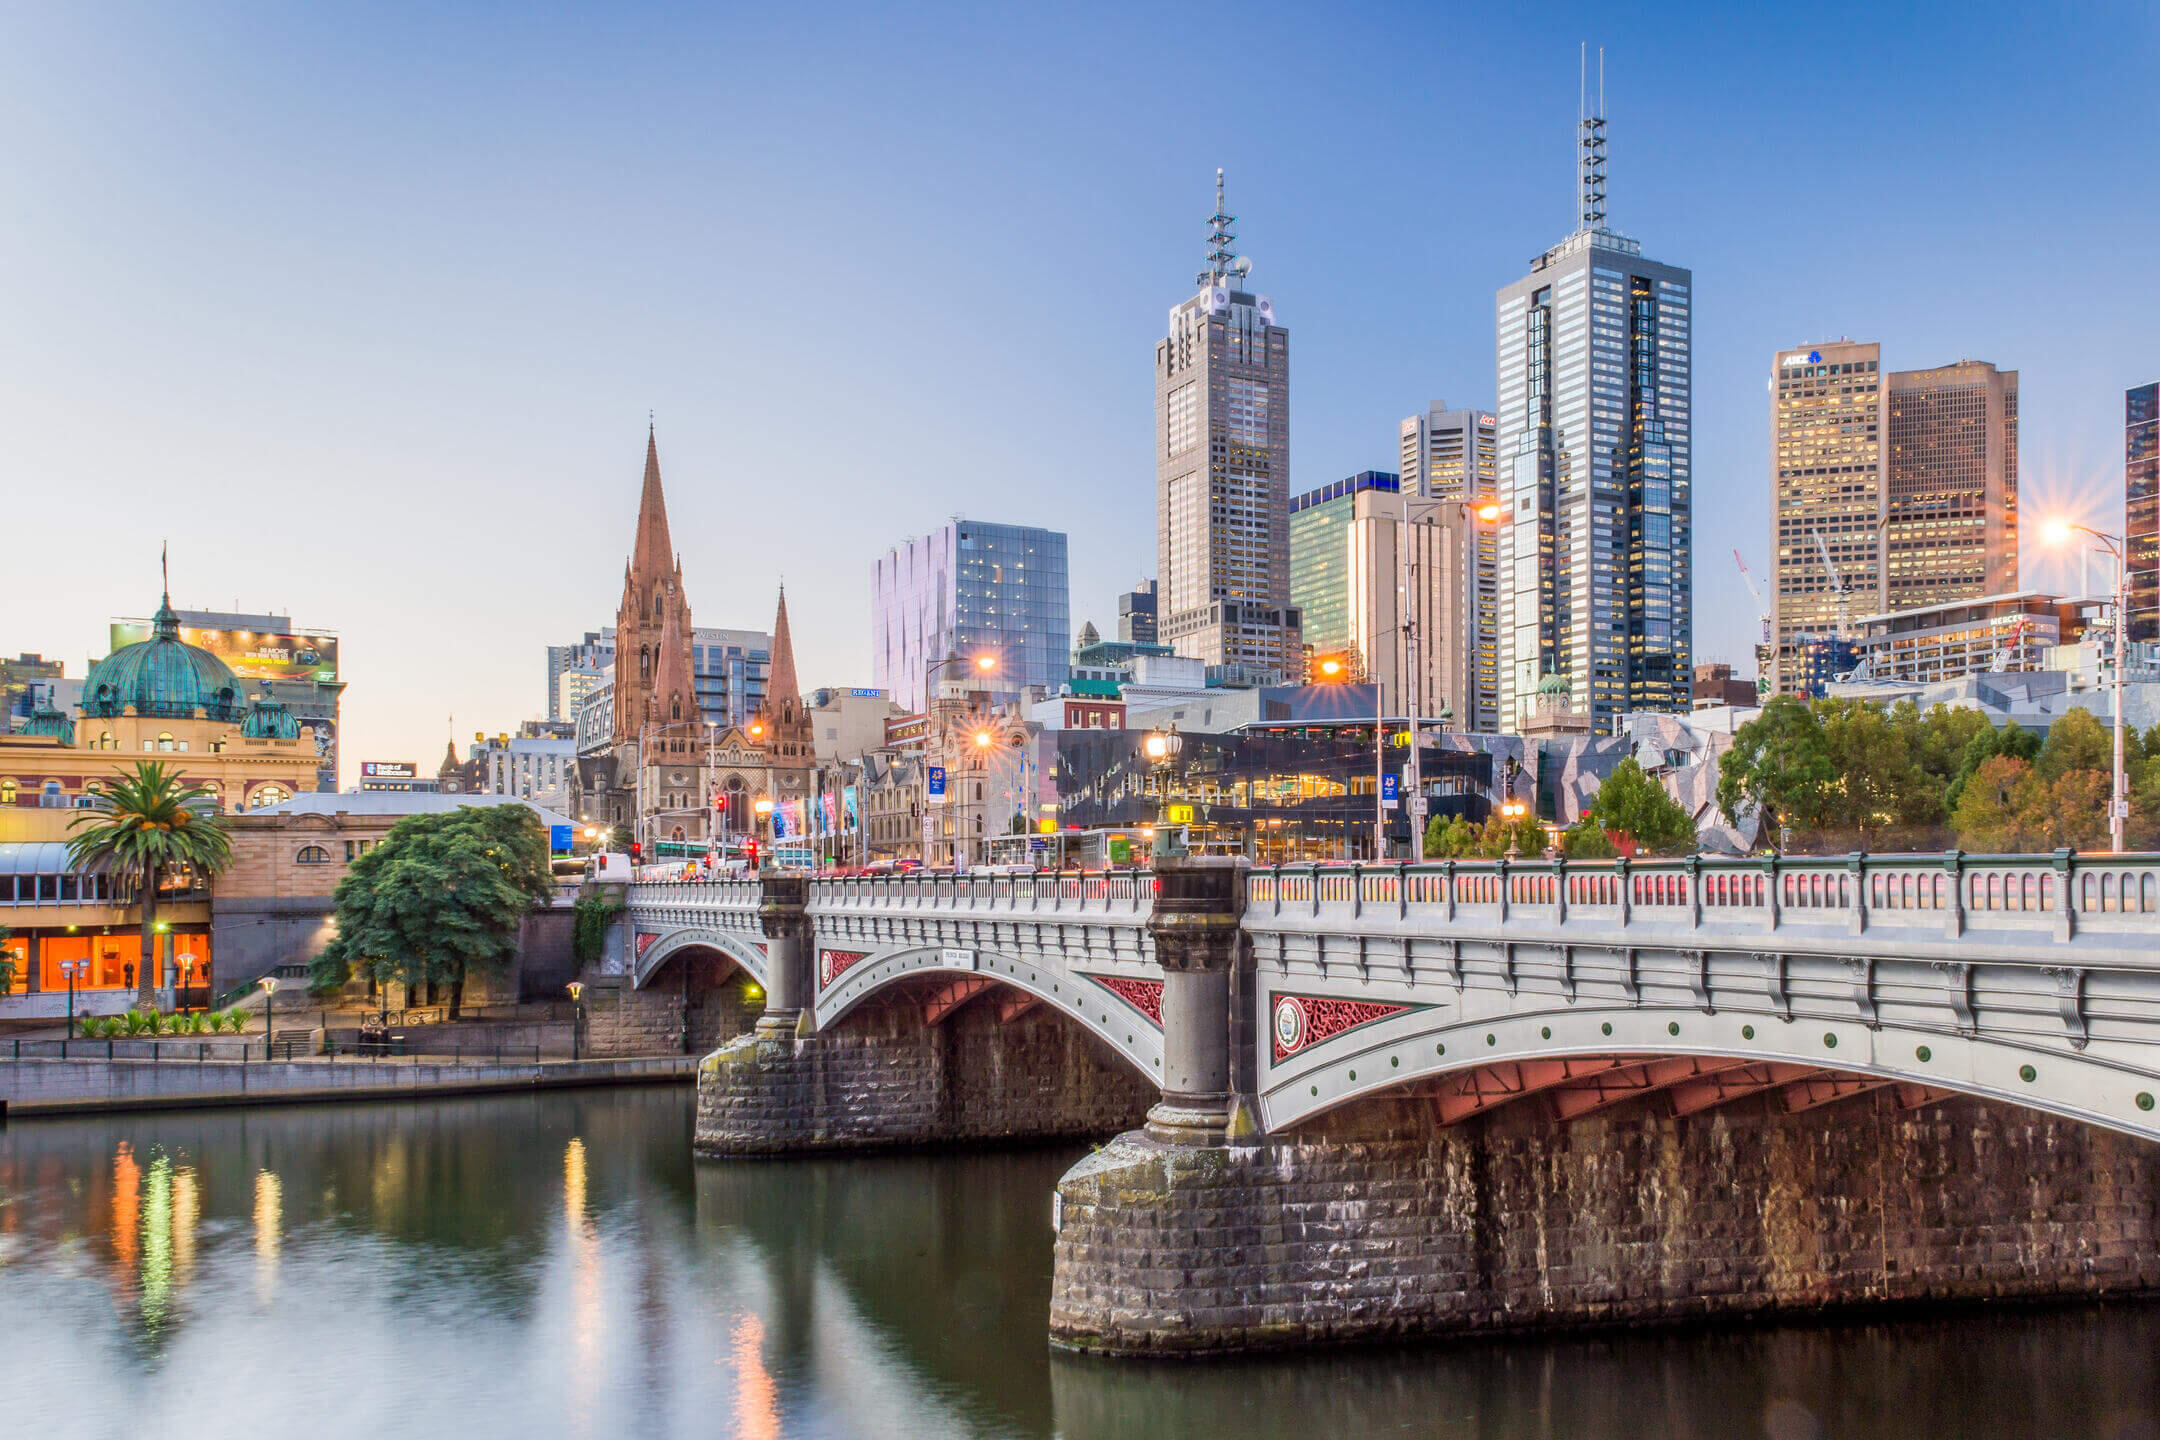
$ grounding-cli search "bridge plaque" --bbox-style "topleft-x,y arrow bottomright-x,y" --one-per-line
940,947 -> 978,971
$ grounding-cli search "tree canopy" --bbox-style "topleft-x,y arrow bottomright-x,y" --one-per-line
1585,757 -> 1697,854
311,805 -> 554,1008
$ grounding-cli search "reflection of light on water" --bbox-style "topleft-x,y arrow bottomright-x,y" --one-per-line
172,1164 -> 198,1293
564,1138 -> 600,1437
255,1170 -> 282,1306
139,1153 -> 173,1333
111,1142 -> 140,1275
731,1312 -> 779,1440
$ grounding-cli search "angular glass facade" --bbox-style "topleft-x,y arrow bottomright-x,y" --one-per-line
872,521 -> 1070,711
2130,383 -> 2158,644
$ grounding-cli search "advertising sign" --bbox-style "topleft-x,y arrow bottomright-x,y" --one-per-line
550,824 -> 572,854
1381,774 -> 1399,810
360,762 -> 417,780
927,765 -> 947,802
1165,804 -> 1195,824
109,619 -> 339,684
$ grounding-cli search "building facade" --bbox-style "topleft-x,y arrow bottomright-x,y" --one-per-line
1153,172 -> 1302,683
1883,360 -> 2019,613
1852,591 -> 2092,686
1496,105 -> 1691,735
1767,341 -> 1887,696
1117,580 -> 1159,645
2128,382 -> 2158,644
871,521 -> 1070,712
1400,403 -> 1501,731
1289,470 -> 1400,668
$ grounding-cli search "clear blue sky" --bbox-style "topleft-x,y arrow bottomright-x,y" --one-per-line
5,2 -> 2154,781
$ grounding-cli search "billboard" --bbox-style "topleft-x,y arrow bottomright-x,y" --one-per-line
360,762 -> 417,780
109,619 -> 339,684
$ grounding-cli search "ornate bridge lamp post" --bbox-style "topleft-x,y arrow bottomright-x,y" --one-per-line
258,974 -> 279,1060
1143,726 -> 1185,860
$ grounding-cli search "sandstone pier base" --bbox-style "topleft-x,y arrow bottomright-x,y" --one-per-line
1049,1091 -> 2160,1355
694,995 -> 1157,1156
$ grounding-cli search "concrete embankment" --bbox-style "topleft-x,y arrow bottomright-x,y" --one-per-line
0,1054 -> 696,1116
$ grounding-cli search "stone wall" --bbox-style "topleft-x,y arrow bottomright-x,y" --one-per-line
1050,1090 -> 2160,1355
582,953 -> 761,1059
695,987 -> 1157,1155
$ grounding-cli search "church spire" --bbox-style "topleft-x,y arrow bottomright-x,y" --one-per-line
650,582 -> 697,727
767,585 -> 801,718
631,424 -> 676,586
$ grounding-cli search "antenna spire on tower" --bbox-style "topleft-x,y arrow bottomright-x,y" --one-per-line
1579,44 -> 1608,232
1199,168 -> 1238,286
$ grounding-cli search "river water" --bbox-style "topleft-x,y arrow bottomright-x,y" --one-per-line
2,1086 -> 2155,1440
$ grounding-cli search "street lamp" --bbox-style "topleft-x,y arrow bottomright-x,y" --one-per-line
566,981 -> 585,1062
60,959 -> 84,1040
753,797 -> 775,871
258,975 -> 279,1060
1143,726 -> 1185,860
2044,519 -> 2132,853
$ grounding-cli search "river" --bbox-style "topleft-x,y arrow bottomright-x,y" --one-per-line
1,1087 -> 2154,1439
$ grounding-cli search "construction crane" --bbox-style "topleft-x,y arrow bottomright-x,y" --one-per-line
1731,549 -> 1770,647
1811,530 -> 1856,639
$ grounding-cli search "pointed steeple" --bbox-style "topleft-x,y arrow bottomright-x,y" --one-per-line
631,424 -> 676,585
767,585 -> 801,718
650,584 -> 697,726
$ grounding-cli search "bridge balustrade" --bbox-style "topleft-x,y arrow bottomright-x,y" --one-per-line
806,870 -> 1156,917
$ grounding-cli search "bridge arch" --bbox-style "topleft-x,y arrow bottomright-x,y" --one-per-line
813,943 -> 1163,1084
636,928 -> 769,991
1260,998 -> 2160,1143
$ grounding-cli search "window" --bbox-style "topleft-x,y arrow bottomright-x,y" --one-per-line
296,845 -> 332,864
156,732 -> 176,752
0,779 -> 13,806
250,784 -> 292,810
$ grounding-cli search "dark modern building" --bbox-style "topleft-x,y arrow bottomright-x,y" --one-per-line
2130,382 -> 2158,644
1117,580 -> 1159,646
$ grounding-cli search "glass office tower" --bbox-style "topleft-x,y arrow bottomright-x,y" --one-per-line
872,521 -> 1071,711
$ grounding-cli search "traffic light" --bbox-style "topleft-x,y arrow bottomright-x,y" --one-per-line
629,841 -> 643,861
745,838 -> 760,867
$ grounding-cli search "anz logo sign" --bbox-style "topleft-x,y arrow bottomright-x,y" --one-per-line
1780,349 -> 1824,368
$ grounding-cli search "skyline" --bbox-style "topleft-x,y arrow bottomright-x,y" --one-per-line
5,3 -> 2156,783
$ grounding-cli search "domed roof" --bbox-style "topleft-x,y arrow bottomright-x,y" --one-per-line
240,697 -> 301,739
82,595 -> 245,722
20,700 -> 73,744
1536,672 -> 1573,698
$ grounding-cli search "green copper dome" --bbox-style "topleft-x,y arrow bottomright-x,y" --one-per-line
240,696 -> 301,739
81,596 -> 245,722
1536,673 -> 1573,698
20,700 -> 74,744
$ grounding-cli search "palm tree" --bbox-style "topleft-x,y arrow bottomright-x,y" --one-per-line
67,761 -> 234,1008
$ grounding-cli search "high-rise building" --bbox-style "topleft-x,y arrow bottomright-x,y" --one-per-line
871,521 -> 1070,712
2125,383 -> 2158,643
1117,580 -> 1158,645
1153,171 -> 1302,683
1401,402 -> 1502,732
545,633 -> 611,721
1767,341 -> 1887,696
1288,471 -> 1483,732
554,625 -> 766,732
1883,360 -> 2018,612
1495,102 -> 1691,735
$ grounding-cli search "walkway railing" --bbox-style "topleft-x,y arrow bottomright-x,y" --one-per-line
1246,851 -> 2160,942
807,871 -> 1157,916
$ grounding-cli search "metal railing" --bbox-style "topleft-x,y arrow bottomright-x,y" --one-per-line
8,1037 -> 546,1065
807,870 -> 1158,915
1245,851 -> 2160,941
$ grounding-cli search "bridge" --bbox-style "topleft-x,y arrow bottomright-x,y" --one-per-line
617,850 -> 2160,1353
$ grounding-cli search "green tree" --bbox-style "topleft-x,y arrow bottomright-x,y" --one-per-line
1586,757 -> 1697,854
1471,810 -> 1548,859
1816,699 -> 1938,845
0,923 -> 14,996
1718,696 -> 1836,848
1561,816 -> 1618,858
67,761 -> 234,1008
2036,706 -> 2112,785
1424,814 -> 1479,858
1909,702 -> 1992,788
1945,719 -> 2041,812
312,805 -> 553,1015
1949,754 -> 2041,852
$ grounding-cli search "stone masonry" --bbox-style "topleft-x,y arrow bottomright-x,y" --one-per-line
1049,1089 -> 2160,1355
694,986 -> 1157,1156
583,953 -> 761,1059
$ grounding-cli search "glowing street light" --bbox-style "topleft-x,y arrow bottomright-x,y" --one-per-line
2044,518 -> 2131,852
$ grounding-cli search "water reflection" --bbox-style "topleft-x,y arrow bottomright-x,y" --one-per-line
0,1089 -> 2154,1440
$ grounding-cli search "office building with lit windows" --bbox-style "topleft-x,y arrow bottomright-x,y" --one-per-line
871,521 -> 1070,712
2128,382 -> 2158,643
1153,171 -> 1302,683
1495,106 -> 1691,735
1401,402 -> 1502,731
1883,360 -> 2018,613
1767,341 -> 1886,697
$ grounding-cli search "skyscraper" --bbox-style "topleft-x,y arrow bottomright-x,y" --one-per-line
2129,383 -> 2158,643
1495,99 -> 1691,735
1767,341 -> 1886,697
871,520 -> 1070,711
1400,402 -> 1502,732
1153,171 -> 1302,683
1883,360 -> 2018,612
1116,580 -> 1158,645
